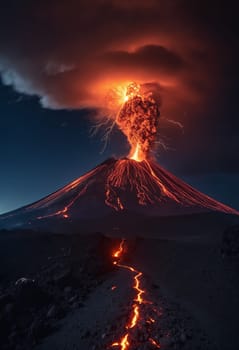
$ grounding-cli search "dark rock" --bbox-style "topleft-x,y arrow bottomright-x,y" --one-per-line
15,278 -> 49,307
15,277 -> 35,286
72,301 -> 82,309
8,330 -> 18,343
47,305 -> 57,318
5,303 -> 14,312
158,336 -> 172,347
4,303 -> 14,321
0,293 -> 13,309
29,319 -> 52,340
53,269 -> 72,286
82,330 -> 91,338
180,332 -> 186,343
68,295 -> 77,304
64,286 -> 72,294
221,225 -> 239,257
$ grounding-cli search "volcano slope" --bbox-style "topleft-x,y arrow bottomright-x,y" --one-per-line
0,158 -> 238,232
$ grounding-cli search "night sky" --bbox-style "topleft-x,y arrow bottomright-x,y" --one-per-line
0,0 -> 238,214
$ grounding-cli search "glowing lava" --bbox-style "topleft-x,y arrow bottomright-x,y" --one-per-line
110,239 -> 161,349
113,238 -> 125,258
130,143 -> 144,162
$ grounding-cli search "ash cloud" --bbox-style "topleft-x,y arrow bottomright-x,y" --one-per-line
101,45 -> 185,74
0,0 -> 238,174
0,0 -> 229,111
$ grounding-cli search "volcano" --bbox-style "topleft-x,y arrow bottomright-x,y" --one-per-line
1,82 -> 238,233
0,157 -> 238,231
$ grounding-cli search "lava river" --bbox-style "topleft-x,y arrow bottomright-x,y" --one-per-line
110,239 -> 164,350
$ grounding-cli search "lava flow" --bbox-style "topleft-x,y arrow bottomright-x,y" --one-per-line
110,239 -> 162,349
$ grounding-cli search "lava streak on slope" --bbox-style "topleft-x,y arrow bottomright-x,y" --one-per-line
110,239 -> 162,350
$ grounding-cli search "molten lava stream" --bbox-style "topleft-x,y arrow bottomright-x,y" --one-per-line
110,239 -> 162,349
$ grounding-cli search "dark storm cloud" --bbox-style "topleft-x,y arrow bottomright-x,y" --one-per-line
102,45 -> 185,74
0,0 -> 214,108
0,0 -> 238,174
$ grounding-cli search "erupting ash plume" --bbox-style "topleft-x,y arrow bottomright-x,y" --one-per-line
101,82 -> 164,162
115,82 -> 161,161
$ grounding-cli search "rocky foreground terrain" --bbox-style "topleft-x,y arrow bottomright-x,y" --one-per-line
0,231 -> 112,349
0,225 -> 238,350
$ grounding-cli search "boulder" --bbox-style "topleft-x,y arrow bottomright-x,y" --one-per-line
15,277 -> 48,307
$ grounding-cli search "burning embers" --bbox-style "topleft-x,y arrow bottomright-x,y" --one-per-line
115,82 -> 161,162
110,239 -> 162,350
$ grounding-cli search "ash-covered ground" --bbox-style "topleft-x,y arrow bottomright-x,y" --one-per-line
0,231 -> 112,350
0,223 -> 239,350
